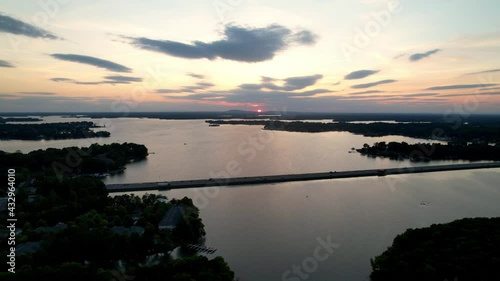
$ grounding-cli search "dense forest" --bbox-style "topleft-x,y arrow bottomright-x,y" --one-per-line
0,117 -> 42,123
370,217 -> 500,281
206,120 -> 500,143
0,122 -> 110,140
1,190 -> 231,280
0,142 -> 148,189
357,141 -> 500,161
0,144 -> 234,280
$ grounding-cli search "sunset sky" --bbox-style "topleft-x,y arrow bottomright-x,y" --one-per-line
0,0 -> 499,113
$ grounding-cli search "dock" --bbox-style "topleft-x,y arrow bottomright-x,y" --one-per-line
105,162 -> 500,193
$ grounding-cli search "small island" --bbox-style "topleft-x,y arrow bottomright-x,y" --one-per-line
370,217 -> 500,281
0,121 -> 110,140
356,141 -> 500,161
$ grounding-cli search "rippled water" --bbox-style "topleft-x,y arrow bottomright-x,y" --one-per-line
2,116 -> 499,281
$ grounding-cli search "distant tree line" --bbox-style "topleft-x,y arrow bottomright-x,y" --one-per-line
370,217 -> 500,281
357,141 -> 500,161
206,120 -> 500,143
0,122 -> 110,140
0,117 -> 42,123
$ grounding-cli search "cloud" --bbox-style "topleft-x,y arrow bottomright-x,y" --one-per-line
344,70 -> 379,80
162,88 -> 332,104
237,74 -> 323,91
348,90 -> 384,95
440,91 -> 500,97
0,93 -> 17,99
261,76 -> 276,83
292,30 -> 318,45
187,73 -> 205,79
50,54 -> 132,72
103,75 -> 142,83
480,86 -> 500,91
0,60 -> 14,68
156,89 -> 180,94
17,92 -> 57,96
0,92 -> 58,99
156,81 -> 215,94
0,95 -> 123,112
196,82 -> 215,88
157,74 -> 332,109
238,84 -> 264,90
409,49 -> 441,61
282,74 -> 323,91
394,53 -> 407,59
0,13 -> 59,39
124,24 -> 318,62
425,84 -> 498,90
351,79 -> 397,89
51,77 -> 96,84
50,75 -> 142,85
465,68 -> 500,75
50,78 -> 73,82
339,94 -> 402,100
402,93 -> 439,97
158,93 -> 224,100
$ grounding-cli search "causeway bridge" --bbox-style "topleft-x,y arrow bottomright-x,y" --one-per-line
105,162 -> 500,193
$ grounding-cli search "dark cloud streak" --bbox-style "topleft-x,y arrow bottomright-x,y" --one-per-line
344,70 -> 379,80
0,59 -> 14,68
50,75 -> 142,85
425,84 -> 498,90
17,92 -> 57,96
465,68 -> 500,75
187,73 -> 205,79
348,90 -> 384,95
50,54 -> 132,73
351,79 -> 397,89
409,49 -> 441,61
0,13 -> 59,39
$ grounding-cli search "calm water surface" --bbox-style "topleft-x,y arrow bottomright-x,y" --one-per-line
2,117 -> 499,281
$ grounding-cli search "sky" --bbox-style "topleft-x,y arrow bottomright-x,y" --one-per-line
0,0 -> 499,113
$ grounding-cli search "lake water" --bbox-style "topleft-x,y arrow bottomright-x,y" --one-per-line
2,116 -> 499,281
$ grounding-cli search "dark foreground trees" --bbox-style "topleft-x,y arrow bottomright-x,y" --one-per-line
0,144 -> 234,280
370,217 -> 500,281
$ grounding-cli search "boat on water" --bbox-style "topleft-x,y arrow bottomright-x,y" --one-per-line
208,124 -> 220,127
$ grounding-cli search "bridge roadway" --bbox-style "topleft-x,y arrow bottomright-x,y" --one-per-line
105,162 -> 500,193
